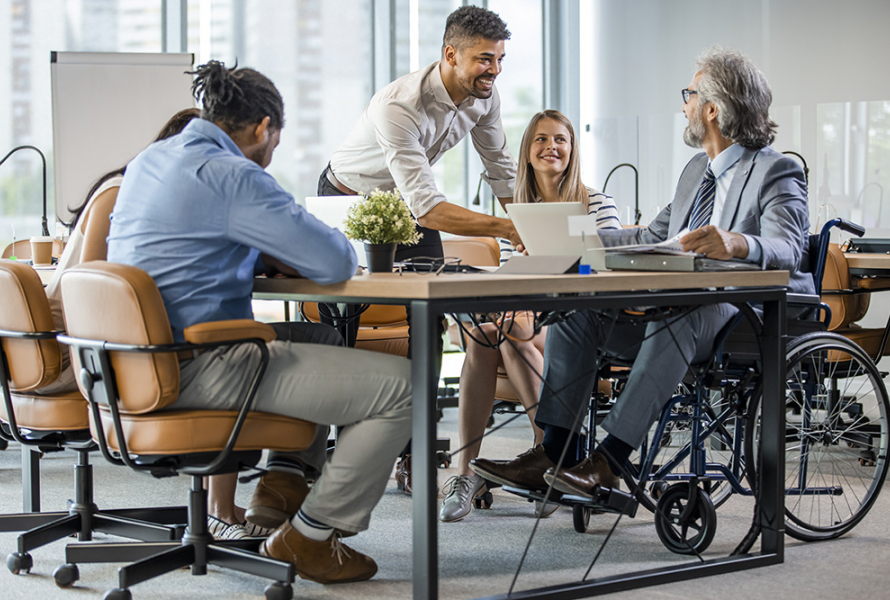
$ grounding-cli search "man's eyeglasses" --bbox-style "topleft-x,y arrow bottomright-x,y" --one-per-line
396,256 -> 478,276
681,88 -> 698,104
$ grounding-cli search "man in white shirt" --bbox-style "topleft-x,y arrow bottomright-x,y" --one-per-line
319,5 -> 520,260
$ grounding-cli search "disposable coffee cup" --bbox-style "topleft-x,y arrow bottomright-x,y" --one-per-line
30,236 -> 54,265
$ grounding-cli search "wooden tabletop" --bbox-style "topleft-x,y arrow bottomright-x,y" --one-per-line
253,269 -> 790,302
844,253 -> 890,270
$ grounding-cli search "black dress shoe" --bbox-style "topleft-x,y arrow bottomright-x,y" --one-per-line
470,445 -> 555,490
543,451 -> 620,496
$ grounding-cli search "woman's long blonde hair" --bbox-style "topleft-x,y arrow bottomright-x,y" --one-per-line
514,109 -> 586,205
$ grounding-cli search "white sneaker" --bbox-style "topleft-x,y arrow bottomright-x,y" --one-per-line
207,515 -> 249,540
438,474 -> 489,522
240,520 -> 275,538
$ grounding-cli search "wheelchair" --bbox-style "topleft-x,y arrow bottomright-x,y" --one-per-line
500,219 -> 890,555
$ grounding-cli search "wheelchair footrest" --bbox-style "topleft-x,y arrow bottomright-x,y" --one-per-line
501,485 -> 637,518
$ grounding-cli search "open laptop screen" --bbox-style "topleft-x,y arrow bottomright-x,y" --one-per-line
303,196 -> 366,267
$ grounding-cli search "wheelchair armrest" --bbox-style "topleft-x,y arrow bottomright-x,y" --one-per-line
183,320 -> 276,345
787,293 -> 821,306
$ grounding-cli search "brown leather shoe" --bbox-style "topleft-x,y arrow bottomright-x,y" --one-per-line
470,445 -> 555,490
395,455 -> 411,495
543,451 -> 620,496
245,471 -> 310,530
260,522 -> 377,584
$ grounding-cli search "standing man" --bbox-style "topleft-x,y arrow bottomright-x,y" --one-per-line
108,61 -> 412,584
319,5 -> 520,492
320,4 -> 520,259
472,47 -> 814,495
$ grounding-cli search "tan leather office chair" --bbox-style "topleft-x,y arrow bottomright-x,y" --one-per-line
440,236 -> 525,404
822,243 -> 890,361
58,261 -> 316,600
0,261 -> 186,584
300,302 -> 409,356
2,239 -> 65,261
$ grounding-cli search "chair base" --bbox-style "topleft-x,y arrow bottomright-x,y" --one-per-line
1,449 -> 186,574
63,475 -> 295,599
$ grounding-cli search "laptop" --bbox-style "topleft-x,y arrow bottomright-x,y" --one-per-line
506,202 -> 607,270
303,196 -> 366,267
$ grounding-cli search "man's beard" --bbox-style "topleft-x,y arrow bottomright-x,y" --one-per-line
683,105 -> 706,148
461,74 -> 494,100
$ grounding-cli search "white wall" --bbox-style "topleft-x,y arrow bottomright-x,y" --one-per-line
580,0 -> 890,233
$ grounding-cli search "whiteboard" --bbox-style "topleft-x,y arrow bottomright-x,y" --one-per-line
50,52 -> 195,223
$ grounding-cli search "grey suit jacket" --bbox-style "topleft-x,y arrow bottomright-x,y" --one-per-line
600,146 -> 814,295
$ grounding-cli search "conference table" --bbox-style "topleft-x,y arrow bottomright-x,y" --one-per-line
253,269 -> 790,600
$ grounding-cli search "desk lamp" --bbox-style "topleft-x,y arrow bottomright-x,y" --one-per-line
0,145 -> 51,239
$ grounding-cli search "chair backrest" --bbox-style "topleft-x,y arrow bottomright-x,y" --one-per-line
442,236 -> 500,267
79,185 -> 119,263
821,243 -> 870,331
2,241 -> 31,260
300,303 -> 408,327
0,261 -> 62,391
60,261 -> 180,414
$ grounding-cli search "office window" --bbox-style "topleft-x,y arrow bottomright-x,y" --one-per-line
186,0 -> 374,204
0,0 -> 162,249
486,0 -> 543,214
816,101 -> 890,231
392,0 -> 464,207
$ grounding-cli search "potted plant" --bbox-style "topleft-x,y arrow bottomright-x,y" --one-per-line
343,188 -> 421,272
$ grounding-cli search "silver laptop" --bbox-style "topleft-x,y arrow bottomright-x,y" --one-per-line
303,196 -> 366,267
506,202 -> 607,270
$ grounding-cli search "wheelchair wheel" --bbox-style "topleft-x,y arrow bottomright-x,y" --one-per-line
745,332 -> 890,541
572,504 -> 591,533
653,483 -> 717,555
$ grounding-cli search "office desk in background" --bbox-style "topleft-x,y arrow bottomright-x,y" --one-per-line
253,270 -> 790,600
846,253 -> 890,278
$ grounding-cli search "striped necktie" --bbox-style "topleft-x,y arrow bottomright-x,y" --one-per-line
688,165 -> 716,230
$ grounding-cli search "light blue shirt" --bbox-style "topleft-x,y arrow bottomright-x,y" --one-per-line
108,119 -> 357,341
707,143 -> 762,263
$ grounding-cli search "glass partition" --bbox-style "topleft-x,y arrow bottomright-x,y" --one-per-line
0,0 -> 162,249
186,0 -> 374,204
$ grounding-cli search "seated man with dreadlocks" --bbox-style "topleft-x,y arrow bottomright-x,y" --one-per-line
107,60 -> 411,584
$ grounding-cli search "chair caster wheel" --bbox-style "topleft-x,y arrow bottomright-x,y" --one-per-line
649,480 -> 670,500
0,438 -> 7,450
7,552 -> 33,574
436,451 -> 451,468
264,581 -> 293,600
859,450 -> 876,467
474,491 -> 494,510
572,504 -> 591,533
54,563 -> 80,588
104,588 -> 132,600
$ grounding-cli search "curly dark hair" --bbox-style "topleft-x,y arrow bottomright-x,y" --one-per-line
188,60 -> 284,132
442,5 -> 510,53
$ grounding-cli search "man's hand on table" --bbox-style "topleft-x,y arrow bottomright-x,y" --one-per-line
680,226 -> 749,260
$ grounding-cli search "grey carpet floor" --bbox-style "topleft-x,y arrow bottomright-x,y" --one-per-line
0,407 -> 888,600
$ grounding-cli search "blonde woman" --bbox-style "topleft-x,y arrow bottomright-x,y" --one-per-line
440,110 -> 620,522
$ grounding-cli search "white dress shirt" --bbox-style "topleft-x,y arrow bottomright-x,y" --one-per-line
330,61 -> 516,219
706,143 -> 762,263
